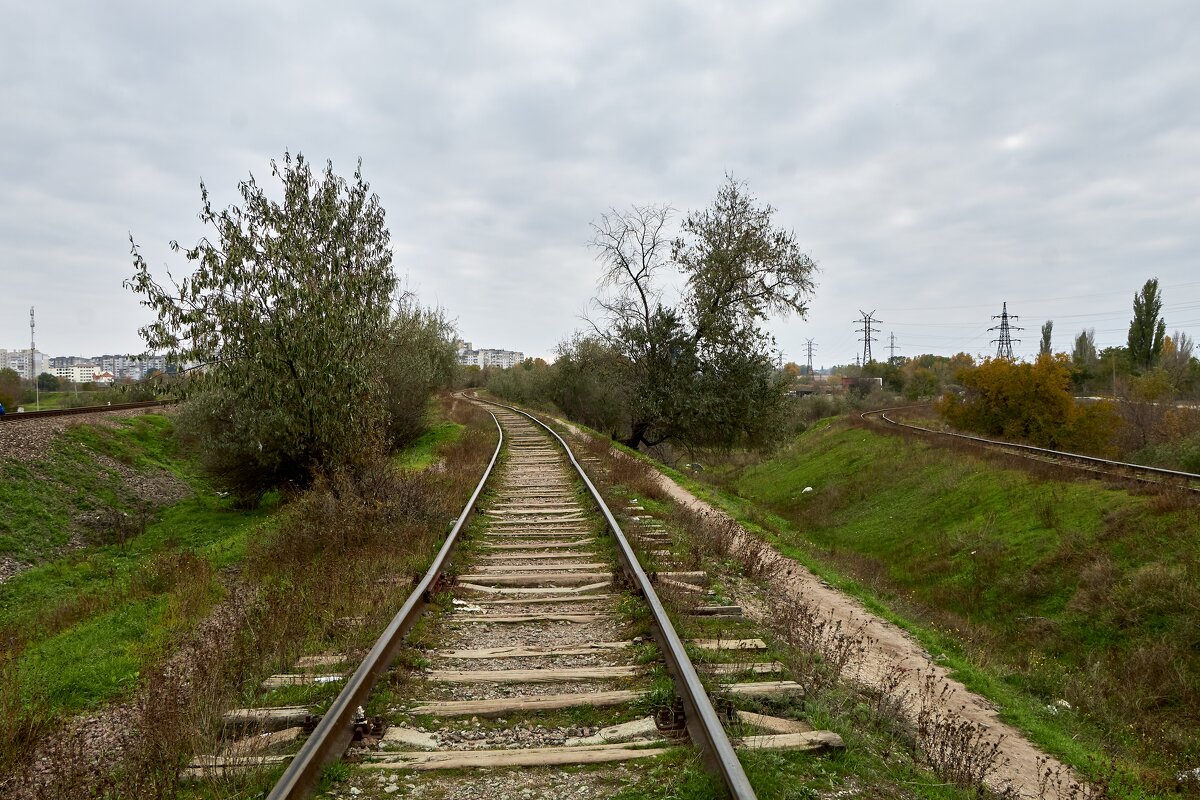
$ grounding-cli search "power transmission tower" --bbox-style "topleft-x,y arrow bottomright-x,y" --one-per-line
988,301 -> 1023,359
854,354 -> 861,368
887,332 -> 899,363
855,310 -> 880,365
803,339 -> 816,375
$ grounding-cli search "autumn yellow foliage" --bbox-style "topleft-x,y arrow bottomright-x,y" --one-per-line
937,354 -> 1121,454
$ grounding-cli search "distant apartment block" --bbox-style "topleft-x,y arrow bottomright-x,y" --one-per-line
3,349 -> 171,382
457,342 -> 525,369
0,348 -> 47,377
96,353 -> 169,381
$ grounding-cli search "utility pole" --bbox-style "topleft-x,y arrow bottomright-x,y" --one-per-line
988,301 -> 1022,359
887,332 -> 899,363
803,339 -> 816,376
855,310 -> 880,365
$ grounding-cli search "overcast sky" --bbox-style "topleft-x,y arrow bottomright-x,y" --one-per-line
2,1 -> 1198,368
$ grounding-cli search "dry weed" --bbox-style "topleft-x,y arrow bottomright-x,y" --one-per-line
912,669 -> 1010,793
764,590 -> 869,698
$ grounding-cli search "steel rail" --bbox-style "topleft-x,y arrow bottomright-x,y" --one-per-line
862,406 -> 1200,484
266,409 -> 504,800
484,401 -> 758,800
0,399 -> 171,422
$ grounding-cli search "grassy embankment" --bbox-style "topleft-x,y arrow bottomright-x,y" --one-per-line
652,417 -> 1198,796
0,414 -> 275,735
0,402 -> 480,790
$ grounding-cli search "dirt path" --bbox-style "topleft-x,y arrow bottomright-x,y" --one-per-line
655,469 -> 1083,798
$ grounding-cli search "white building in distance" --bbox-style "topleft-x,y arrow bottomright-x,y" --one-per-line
457,342 -> 525,369
52,363 -> 102,383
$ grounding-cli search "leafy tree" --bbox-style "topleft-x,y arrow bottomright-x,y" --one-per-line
673,176 -> 816,345
1071,328 -> 1097,372
589,176 -> 816,450
861,358 -> 903,393
1160,331 -> 1196,392
550,334 -> 629,437
937,355 -> 1119,453
1070,328 -> 1098,391
0,367 -> 20,408
485,357 -> 557,410
378,300 -> 458,448
903,366 -> 939,400
37,372 -> 60,391
1119,367 -> 1176,451
126,152 -> 399,502
1097,345 -> 1130,395
1039,320 -> 1053,357
1127,278 -> 1166,372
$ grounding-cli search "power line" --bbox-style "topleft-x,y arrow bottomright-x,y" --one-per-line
988,301 -> 1023,359
854,310 -> 880,365
881,279 -> 1200,313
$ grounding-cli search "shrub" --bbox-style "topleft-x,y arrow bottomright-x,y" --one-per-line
937,355 -> 1120,454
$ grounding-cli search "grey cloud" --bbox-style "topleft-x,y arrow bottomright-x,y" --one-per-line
1,1 -> 1198,364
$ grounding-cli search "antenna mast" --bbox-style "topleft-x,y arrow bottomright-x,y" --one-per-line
30,306 -> 40,410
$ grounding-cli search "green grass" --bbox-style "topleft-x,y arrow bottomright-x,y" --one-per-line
595,466 -> 1015,800
3,400 -> 490,795
1,493 -> 274,716
0,412 -> 279,720
18,598 -> 169,709
639,419 -> 1197,793
393,420 -> 464,470
0,493 -> 273,636
0,414 -> 190,561
64,412 -> 182,473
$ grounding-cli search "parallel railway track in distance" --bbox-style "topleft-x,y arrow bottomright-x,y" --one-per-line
0,399 -> 171,422
862,406 -> 1200,492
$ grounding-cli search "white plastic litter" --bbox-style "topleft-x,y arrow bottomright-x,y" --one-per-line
452,598 -> 487,613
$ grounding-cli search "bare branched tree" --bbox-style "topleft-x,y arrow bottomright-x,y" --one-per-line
588,203 -> 673,345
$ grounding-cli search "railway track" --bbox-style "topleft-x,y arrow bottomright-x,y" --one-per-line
862,406 -> 1200,491
0,399 -> 170,422
185,400 -> 834,798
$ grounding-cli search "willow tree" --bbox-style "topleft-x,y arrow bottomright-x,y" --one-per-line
126,152 -> 396,501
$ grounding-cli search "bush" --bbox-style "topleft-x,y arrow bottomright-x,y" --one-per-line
174,390 -> 320,505
937,355 -> 1120,454
1135,431 -> 1200,474
378,303 -> 458,449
